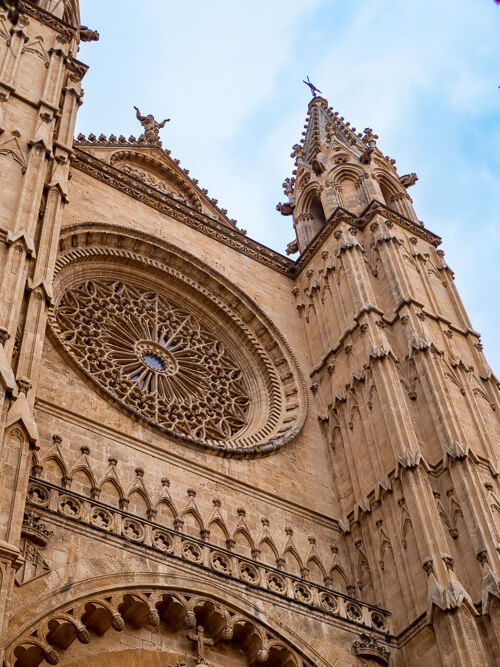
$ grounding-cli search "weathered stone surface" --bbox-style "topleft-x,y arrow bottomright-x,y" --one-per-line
0,3 -> 498,666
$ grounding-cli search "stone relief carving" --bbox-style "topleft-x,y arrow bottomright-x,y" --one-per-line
118,163 -> 190,204
352,633 -> 391,665
14,511 -> 52,586
29,443 -> 390,615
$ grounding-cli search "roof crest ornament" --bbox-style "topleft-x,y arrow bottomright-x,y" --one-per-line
133,106 -> 170,146
302,76 -> 321,98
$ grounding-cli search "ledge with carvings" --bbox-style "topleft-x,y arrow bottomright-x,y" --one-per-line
294,201 -> 442,276
25,477 -> 392,636
70,149 -> 295,276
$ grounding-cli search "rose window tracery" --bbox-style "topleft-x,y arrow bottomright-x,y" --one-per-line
54,279 -> 250,441
50,224 -> 307,457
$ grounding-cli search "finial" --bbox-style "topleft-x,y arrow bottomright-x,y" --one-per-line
362,127 -> 378,148
302,76 -> 322,98
133,106 -> 170,145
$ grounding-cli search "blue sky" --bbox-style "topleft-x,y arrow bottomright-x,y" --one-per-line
77,1 -> 500,373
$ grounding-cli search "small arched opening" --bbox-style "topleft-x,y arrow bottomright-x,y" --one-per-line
376,172 -> 416,220
309,195 -> 326,232
295,189 -> 327,250
379,179 -> 396,210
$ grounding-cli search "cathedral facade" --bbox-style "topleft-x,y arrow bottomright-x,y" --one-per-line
0,2 -> 499,666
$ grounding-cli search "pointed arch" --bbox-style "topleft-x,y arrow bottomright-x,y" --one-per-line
208,516 -> 230,545
40,457 -> 66,486
59,0 -> 81,28
258,535 -> 280,566
329,564 -> 350,595
306,555 -> 327,586
98,477 -> 125,509
232,524 -> 256,558
294,183 -> 327,249
327,163 -> 365,184
181,506 -> 205,535
154,497 -> 179,527
356,545 -> 376,605
70,467 -> 95,497
126,487 -> 151,519
70,455 -> 97,495
329,163 -> 368,214
374,170 -> 415,219
282,543 -> 304,577
296,184 -> 326,232
30,451 -> 41,477
374,170 -> 401,200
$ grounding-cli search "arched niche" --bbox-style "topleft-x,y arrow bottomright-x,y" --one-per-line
294,186 -> 327,250
375,171 -> 417,220
326,164 -> 368,215
37,0 -> 80,26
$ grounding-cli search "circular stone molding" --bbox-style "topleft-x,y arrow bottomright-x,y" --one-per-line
49,223 -> 307,458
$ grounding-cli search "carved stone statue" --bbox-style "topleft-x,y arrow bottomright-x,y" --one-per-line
134,106 -> 170,145
80,26 -> 100,42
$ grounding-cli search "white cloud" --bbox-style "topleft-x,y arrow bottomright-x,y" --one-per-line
78,0 -> 500,372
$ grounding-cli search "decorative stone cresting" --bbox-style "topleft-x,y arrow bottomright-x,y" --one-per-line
26,478 -> 392,634
48,223 -> 308,457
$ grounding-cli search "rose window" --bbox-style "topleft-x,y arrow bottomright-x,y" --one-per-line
54,279 -> 250,441
50,225 -> 307,457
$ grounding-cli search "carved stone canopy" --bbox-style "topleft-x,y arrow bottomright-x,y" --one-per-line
5,586 -> 311,667
352,633 -> 391,665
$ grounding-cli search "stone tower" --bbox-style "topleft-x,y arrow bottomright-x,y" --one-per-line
0,3 -> 498,667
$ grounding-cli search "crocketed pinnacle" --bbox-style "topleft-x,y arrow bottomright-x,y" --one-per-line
297,95 -> 376,164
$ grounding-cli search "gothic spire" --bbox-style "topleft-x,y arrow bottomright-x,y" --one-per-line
279,91 -> 419,254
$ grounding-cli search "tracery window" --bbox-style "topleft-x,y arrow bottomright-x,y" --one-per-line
55,279 -> 249,441
50,224 -> 307,457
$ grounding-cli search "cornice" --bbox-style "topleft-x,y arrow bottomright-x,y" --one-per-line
66,56 -> 88,81
308,298 -> 482,380
340,448 -> 498,533
294,202 -> 442,275
19,0 -> 76,40
70,149 -> 295,276
69,150 -> 442,282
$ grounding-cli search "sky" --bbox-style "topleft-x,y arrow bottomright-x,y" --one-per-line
77,0 -> 500,373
